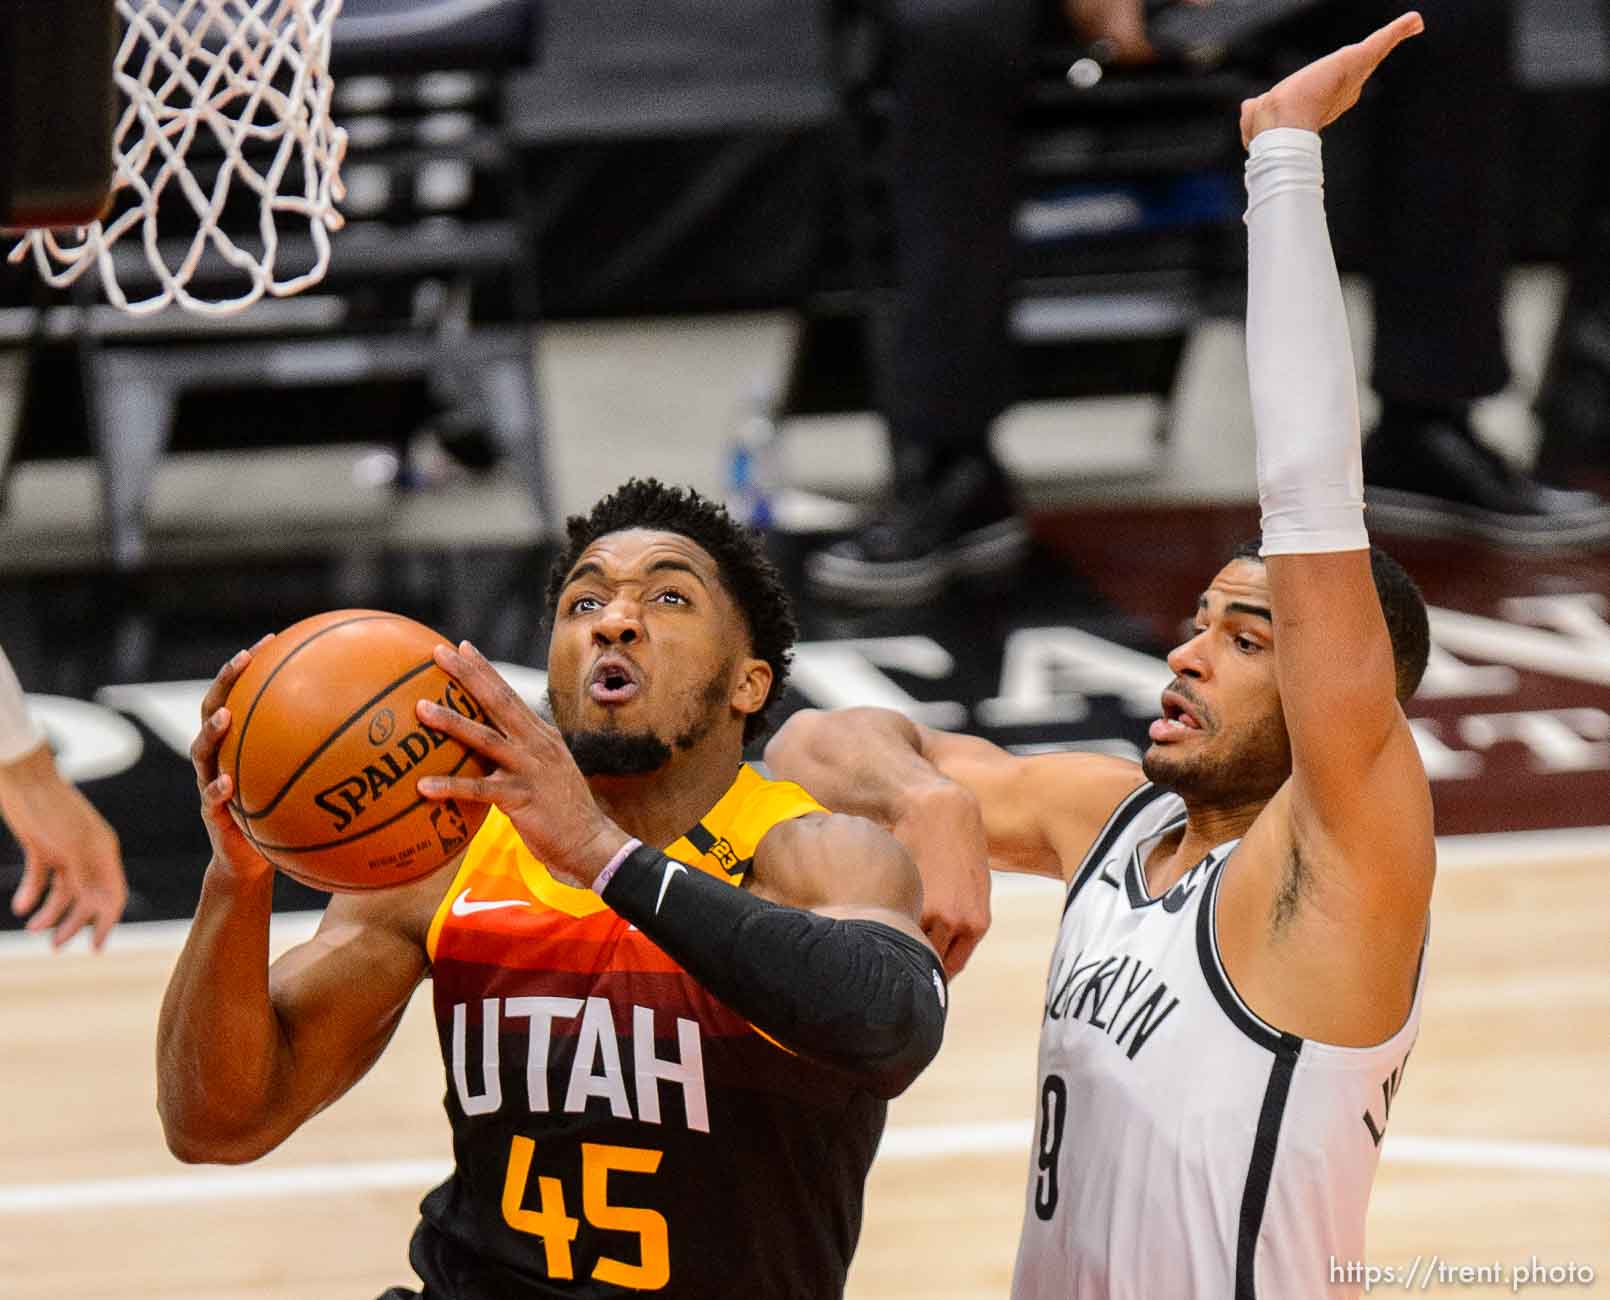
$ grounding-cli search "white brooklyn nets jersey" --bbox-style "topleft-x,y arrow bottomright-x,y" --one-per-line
1011,783 -> 1424,1300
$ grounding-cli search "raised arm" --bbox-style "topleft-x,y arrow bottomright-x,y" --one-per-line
156,645 -> 437,1163
1239,15 -> 1435,922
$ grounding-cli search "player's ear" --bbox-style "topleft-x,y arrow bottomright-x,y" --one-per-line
731,657 -> 772,718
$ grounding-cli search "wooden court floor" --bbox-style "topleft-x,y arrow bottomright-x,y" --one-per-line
3,842 -> 1607,1299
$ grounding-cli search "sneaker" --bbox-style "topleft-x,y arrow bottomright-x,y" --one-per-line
1362,414 -> 1610,549
805,456 -> 1030,606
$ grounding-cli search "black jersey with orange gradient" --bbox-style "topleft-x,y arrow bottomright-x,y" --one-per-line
408,764 -> 886,1299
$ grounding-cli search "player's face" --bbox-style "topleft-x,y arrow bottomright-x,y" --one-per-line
1141,558 -> 1291,804
547,529 -> 771,774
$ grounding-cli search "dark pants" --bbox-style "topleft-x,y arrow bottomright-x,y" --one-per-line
1314,0 -> 1514,408
875,0 -> 1037,481
870,0 -> 1513,480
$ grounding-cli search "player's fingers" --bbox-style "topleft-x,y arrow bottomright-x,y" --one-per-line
1349,12 -> 1423,85
90,895 -> 121,951
23,873 -> 72,933
190,705 -> 233,776
10,856 -> 48,915
200,648 -> 253,721
92,848 -> 129,919
417,773 -> 498,805
439,640 -> 539,735
1361,10 -> 1424,63
200,770 -> 234,810
50,898 -> 97,950
416,699 -> 523,770
944,930 -> 980,980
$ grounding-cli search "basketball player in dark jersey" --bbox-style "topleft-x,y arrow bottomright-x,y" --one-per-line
768,19 -> 1436,1298
157,480 -> 952,1299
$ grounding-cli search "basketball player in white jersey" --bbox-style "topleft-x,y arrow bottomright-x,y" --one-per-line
766,14 -> 1433,1298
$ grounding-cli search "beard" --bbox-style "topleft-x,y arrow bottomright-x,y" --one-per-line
566,730 -> 675,776
558,660 -> 734,777
1141,708 -> 1291,806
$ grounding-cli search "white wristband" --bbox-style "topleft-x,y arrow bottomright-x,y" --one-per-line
592,838 -> 644,896
1244,127 -> 1370,557
0,645 -> 46,765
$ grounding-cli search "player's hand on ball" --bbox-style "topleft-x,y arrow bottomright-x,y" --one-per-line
192,637 -> 276,882
416,642 -> 630,887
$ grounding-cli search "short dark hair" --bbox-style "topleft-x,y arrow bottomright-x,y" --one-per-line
545,478 -> 798,744
1229,539 -> 1430,703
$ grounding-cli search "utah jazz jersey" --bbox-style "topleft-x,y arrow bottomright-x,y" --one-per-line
1011,784 -> 1424,1300
409,763 -> 887,1299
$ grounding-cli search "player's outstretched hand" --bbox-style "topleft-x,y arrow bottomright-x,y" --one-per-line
192,637 -> 277,884
2,743 -> 127,951
1239,11 -> 1423,148
416,641 -> 629,887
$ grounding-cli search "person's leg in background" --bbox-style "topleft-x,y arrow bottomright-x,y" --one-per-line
1346,0 -> 1610,544
807,0 -> 1038,604
1531,0 -> 1610,493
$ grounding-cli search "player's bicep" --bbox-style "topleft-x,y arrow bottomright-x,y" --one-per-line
753,814 -> 924,926
920,730 -> 1144,878
1287,718 -> 1435,912
1267,558 -> 1420,782
1266,553 -> 1435,901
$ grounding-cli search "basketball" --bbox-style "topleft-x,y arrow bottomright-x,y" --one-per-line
220,609 -> 494,893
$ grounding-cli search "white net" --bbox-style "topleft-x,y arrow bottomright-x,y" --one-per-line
7,0 -> 348,316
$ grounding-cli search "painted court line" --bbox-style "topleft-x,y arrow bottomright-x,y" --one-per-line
1,1127 -> 1605,1214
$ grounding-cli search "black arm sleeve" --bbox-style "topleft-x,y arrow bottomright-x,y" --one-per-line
600,843 -> 947,1099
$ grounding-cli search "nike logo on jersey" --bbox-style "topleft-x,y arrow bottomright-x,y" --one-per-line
451,889 -> 531,917
1159,879 -> 1197,913
655,861 -> 687,914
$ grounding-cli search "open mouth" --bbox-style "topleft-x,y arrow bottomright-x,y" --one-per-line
588,657 -> 642,705
1148,690 -> 1204,744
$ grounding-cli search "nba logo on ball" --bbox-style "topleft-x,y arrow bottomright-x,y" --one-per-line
222,610 -> 496,893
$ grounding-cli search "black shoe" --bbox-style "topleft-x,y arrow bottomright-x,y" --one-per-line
805,457 -> 1030,606
1362,414 -> 1610,550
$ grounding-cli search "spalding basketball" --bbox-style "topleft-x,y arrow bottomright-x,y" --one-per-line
221,610 -> 494,892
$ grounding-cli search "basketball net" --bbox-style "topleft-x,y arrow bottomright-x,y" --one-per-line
7,0 -> 348,317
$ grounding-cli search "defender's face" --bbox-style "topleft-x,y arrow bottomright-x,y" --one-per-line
547,528 -> 768,755
1142,558 -> 1291,803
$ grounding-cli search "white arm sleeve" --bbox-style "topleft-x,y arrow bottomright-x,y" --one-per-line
1244,127 -> 1370,556
0,644 -> 46,764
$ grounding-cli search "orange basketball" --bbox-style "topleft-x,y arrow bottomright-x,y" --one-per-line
221,609 -> 494,893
